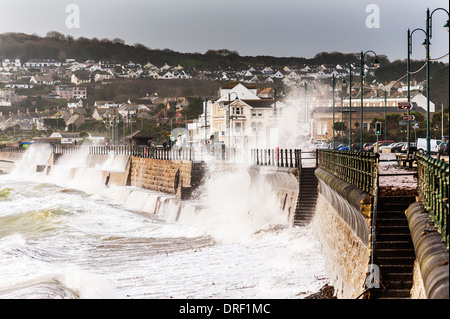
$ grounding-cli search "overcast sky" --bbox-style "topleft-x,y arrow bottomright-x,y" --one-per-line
1,0 -> 448,62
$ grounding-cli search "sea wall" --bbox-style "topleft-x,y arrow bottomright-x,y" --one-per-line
129,156 -> 206,199
406,202 -> 449,299
312,168 -> 372,299
247,165 -> 299,225
0,152 -> 23,174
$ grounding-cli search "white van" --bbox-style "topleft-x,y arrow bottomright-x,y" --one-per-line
416,138 -> 442,154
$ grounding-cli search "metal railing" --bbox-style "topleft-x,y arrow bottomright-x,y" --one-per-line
52,145 -> 195,161
51,144 -> 251,163
251,148 -> 302,168
317,149 -> 379,196
0,146 -> 27,153
416,154 -> 449,249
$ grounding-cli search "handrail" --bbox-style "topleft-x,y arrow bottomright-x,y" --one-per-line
416,154 -> 449,249
251,148 -> 302,168
318,149 -> 379,196
365,158 -> 381,295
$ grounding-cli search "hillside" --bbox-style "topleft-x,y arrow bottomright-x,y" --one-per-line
0,32 -> 363,70
1,32 -> 448,105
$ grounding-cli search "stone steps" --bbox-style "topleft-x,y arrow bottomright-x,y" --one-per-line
370,196 -> 416,299
293,168 -> 318,226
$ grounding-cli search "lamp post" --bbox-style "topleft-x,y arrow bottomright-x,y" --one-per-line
407,27 -> 427,155
303,80 -> 316,142
204,99 -> 210,145
425,7 -> 449,154
304,80 -> 315,124
384,89 -> 387,141
360,50 -> 380,150
341,96 -> 344,145
342,65 -> 352,148
273,88 -> 277,120
227,92 -> 239,147
332,74 -> 336,149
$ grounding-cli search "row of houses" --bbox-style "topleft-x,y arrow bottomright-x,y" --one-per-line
1,57 -> 381,88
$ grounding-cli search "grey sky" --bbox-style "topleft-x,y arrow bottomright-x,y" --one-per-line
1,0 -> 448,62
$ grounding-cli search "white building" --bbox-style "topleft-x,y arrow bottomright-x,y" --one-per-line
2,59 -> 21,69
191,83 -> 286,149
25,59 -> 61,68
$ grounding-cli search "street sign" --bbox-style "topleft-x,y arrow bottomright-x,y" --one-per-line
403,115 -> 415,121
399,120 -> 417,125
412,123 -> 419,129
398,102 -> 412,110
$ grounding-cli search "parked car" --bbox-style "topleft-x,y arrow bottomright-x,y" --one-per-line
378,142 -> 395,153
338,145 -> 349,151
416,138 -> 443,154
401,142 -> 416,153
329,142 -> 341,150
390,142 -> 406,153
363,140 -> 393,153
379,141 -> 404,153
313,141 -> 329,149
364,143 -> 376,152
375,141 -> 395,152
438,142 -> 449,155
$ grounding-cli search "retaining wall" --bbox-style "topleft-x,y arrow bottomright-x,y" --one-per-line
0,152 -> 23,174
129,156 -> 206,199
406,202 -> 449,299
312,168 -> 372,299
248,165 -> 299,225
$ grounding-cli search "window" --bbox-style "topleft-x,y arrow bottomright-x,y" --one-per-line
363,123 -> 370,131
257,111 -> 262,117
252,110 -> 257,117
235,122 -> 242,133
233,107 -> 243,115
316,123 -> 327,135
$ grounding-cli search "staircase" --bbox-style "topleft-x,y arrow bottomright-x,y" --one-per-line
371,196 -> 416,299
294,167 -> 319,226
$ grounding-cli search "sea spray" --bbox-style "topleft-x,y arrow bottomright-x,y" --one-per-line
1,143 -> 329,298
59,266 -> 121,299
9,143 -> 53,180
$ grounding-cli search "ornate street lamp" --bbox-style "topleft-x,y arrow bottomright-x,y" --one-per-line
342,65 -> 353,148
407,27 -> 427,155
424,7 -> 449,154
332,74 -> 336,149
360,50 -> 380,149
227,92 -> 239,147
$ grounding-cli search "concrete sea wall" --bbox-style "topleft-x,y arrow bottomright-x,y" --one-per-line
312,168 -> 372,299
406,202 -> 449,299
129,156 -> 205,199
0,152 -> 23,174
247,165 -> 299,225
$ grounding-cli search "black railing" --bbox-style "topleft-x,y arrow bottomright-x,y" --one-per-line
52,145 -> 195,161
52,145 -> 246,162
416,154 -> 449,249
0,146 -> 27,153
318,149 -> 379,196
251,149 -> 301,168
